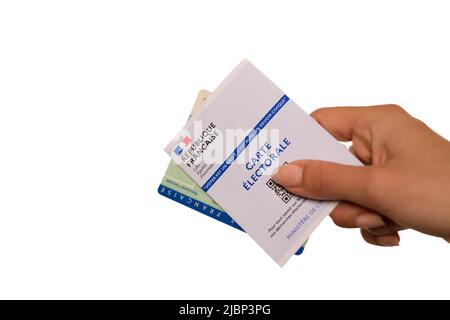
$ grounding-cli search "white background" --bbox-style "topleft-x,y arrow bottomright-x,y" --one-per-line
1,1 -> 449,299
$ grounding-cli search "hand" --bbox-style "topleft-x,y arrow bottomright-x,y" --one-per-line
272,105 -> 450,246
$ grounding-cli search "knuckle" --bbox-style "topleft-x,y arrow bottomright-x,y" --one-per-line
411,117 -> 428,130
381,104 -> 409,117
387,104 -> 406,113
376,104 -> 407,119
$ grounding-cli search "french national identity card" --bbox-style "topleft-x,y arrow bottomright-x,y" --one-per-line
164,60 -> 361,266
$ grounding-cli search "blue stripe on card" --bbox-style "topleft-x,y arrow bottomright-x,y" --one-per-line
158,184 -> 243,231
201,94 -> 289,192
158,184 -> 305,255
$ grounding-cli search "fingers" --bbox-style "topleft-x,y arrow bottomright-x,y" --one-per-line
310,107 -> 368,141
329,202 -> 402,247
361,229 -> 400,247
364,225 -> 404,236
330,202 -> 385,229
285,105 -> 411,247
349,145 -> 372,165
310,105 -> 408,142
272,160 -> 375,205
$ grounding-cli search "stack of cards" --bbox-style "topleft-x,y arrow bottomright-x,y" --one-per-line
161,60 -> 360,266
158,90 -> 306,256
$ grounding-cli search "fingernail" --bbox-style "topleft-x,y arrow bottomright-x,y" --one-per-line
271,164 -> 303,187
355,214 -> 385,228
377,235 -> 400,247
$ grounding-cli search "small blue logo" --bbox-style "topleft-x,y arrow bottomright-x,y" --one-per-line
174,145 -> 183,155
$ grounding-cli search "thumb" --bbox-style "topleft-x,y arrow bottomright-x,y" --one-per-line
272,160 -> 375,205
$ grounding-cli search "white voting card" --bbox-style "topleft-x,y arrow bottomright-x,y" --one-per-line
165,60 -> 361,266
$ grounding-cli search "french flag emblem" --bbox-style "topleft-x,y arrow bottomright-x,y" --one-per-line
173,135 -> 191,156
180,136 -> 192,147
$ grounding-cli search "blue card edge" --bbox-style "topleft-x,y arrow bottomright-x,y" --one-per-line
158,184 -> 305,256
